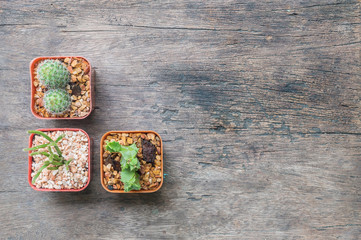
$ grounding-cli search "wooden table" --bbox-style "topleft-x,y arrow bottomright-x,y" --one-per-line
1,1 -> 360,239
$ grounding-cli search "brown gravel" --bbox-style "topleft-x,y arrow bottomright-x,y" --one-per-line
33,57 -> 91,118
102,132 -> 162,191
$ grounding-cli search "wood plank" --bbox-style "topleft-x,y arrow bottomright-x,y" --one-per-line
0,0 -> 360,239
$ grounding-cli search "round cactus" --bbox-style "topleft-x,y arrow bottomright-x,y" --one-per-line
43,89 -> 71,114
37,60 -> 70,89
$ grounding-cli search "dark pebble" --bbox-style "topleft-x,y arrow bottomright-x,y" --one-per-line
142,139 -> 156,163
104,154 -> 121,171
71,85 -> 82,96
112,160 -> 121,171
104,155 -> 113,165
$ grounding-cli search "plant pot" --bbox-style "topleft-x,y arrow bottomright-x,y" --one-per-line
27,128 -> 92,192
100,131 -> 163,193
30,56 -> 95,119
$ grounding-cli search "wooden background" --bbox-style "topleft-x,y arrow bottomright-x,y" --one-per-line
0,0 -> 360,239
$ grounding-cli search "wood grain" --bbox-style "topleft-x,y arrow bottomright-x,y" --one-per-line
0,0 -> 360,239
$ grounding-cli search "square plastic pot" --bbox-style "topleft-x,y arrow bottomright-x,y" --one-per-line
100,131 -> 163,193
28,128 -> 92,192
30,56 -> 95,119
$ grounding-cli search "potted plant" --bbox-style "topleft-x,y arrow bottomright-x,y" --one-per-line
100,131 -> 163,193
24,128 -> 91,192
29,56 -> 94,119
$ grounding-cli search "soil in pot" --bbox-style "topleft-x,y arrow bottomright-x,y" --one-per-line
29,130 -> 89,190
33,57 -> 91,118
102,132 -> 162,191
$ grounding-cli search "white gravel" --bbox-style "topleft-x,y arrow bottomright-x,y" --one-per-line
31,130 -> 89,190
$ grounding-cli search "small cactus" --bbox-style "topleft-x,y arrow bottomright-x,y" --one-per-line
37,60 -> 70,89
43,89 -> 71,114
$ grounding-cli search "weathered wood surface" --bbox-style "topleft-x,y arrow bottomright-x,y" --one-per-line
0,0 -> 360,239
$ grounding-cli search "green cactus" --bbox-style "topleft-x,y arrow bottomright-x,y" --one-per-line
43,89 -> 71,114
37,60 -> 70,89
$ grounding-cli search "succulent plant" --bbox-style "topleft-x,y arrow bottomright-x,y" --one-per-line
23,130 -> 72,184
106,142 -> 141,192
43,89 -> 71,114
37,60 -> 70,89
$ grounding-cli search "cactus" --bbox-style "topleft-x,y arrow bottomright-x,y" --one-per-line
37,60 -> 70,89
43,89 -> 71,114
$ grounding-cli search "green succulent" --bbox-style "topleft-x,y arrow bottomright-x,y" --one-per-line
23,130 -> 72,184
106,142 -> 140,171
37,60 -> 70,89
43,89 -> 71,114
106,141 -> 141,192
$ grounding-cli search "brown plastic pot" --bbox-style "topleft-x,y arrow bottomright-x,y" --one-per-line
29,56 -> 95,119
100,131 -> 163,193
28,128 -> 92,192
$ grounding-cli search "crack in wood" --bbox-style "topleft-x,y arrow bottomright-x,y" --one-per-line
61,24 -> 263,33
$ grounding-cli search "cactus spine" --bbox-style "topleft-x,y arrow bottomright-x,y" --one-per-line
37,60 -> 70,89
43,89 -> 71,114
